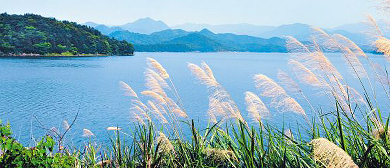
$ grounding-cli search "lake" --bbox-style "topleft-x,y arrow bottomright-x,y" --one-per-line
0,52 -> 388,146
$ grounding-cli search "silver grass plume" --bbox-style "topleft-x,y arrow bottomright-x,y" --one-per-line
312,28 -> 368,79
285,36 -> 311,53
141,90 -> 167,105
375,37 -> 390,59
277,69 -> 301,95
288,59 -> 323,87
311,27 -> 340,51
188,62 -> 246,124
119,81 -> 138,98
188,62 -> 244,124
372,63 -> 390,87
188,63 -> 219,87
62,120 -> 70,130
340,46 -> 368,79
365,15 -> 383,38
254,74 -> 306,116
277,69 -> 317,113
311,51 -> 343,81
201,61 -> 216,81
371,117 -> 390,140
286,36 -> 343,81
244,91 -> 270,124
146,57 -> 169,79
166,98 -> 187,117
82,129 -> 95,138
207,97 -> 226,123
253,74 -> 287,98
145,74 -> 167,97
332,34 -> 367,58
345,85 -> 366,105
205,148 -> 238,162
144,68 -> 170,89
310,138 -> 358,168
147,100 -> 168,124
131,100 -> 152,122
155,102 -> 168,114
131,99 -> 149,111
106,127 -> 121,131
132,112 -> 146,125
157,132 -> 174,154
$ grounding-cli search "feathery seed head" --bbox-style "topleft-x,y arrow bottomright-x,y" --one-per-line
332,34 -> 367,58
82,129 -> 95,138
147,101 -> 168,124
132,112 -> 146,125
145,75 -> 167,97
277,69 -> 301,94
188,63 -> 219,87
106,127 -> 121,131
119,81 -> 138,98
244,91 -> 270,124
166,98 -> 188,117
146,57 -> 169,79
205,148 -> 238,162
376,37 -> 390,58
141,90 -> 167,105
253,74 -> 287,98
62,120 -> 70,130
201,61 -> 216,81
157,132 -> 174,154
288,59 -> 323,87
310,138 -> 358,168
144,68 -> 170,89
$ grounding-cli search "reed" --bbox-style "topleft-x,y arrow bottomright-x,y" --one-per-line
310,138 -> 358,168
82,128 -> 94,138
253,74 -> 307,117
244,91 -> 270,124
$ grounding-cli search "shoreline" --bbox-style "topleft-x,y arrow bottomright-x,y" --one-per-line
0,54 -> 134,58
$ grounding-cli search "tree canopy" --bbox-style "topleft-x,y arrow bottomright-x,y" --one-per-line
0,13 -> 134,56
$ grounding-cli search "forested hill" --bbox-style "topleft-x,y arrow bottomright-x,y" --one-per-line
0,13 -> 134,56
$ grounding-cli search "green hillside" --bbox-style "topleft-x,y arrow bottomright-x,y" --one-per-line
108,28 -> 287,52
164,33 -> 225,52
0,13 -> 134,56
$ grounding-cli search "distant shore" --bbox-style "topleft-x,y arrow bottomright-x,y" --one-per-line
0,53 -> 134,57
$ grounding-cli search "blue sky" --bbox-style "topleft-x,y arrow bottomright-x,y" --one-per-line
0,0 -> 380,28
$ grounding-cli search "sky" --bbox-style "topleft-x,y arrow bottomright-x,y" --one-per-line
0,0 -> 381,28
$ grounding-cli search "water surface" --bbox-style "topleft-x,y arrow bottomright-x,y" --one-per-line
0,52 -> 388,146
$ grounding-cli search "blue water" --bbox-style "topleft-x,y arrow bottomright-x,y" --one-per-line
0,52 -> 388,146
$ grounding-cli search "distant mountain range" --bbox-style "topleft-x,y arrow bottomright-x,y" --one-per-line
108,28 -> 286,52
172,23 -> 275,37
84,17 -> 169,35
83,18 -> 388,52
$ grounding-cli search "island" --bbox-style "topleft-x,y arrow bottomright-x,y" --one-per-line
0,13 -> 134,56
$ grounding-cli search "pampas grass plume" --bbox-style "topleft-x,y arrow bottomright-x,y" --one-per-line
146,57 -> 169,79
106,127 -> 121,131
82,129 -> 95,138
244,91 -> 270,124
157,132 -> 174,154
310,138 -> 358,168
119,81 -> 138,98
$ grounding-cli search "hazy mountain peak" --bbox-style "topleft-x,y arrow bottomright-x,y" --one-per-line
120,17 -> 170,34
199,28 -> 214,35
83,21 -> 100,28
131,17 -> 164,24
